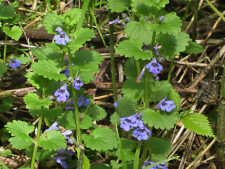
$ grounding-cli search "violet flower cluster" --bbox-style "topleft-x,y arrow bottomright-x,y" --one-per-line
54,27 -> 70,45
9,58 -> 21,69
157,97 -> 176,112
73,77 -> 84,90
120,114 -> 151,141
54,84 -> 70,103
65,96 -> 90,110
142,161 -> 167,169
53,149 -> 73,169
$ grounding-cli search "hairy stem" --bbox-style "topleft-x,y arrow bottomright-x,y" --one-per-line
116,125 -> 128,169
31,90 -> 45,169
216,61 -> 225,167
133,141 -> 142,169
3,35 -> 8,63
109,11 -> 118,102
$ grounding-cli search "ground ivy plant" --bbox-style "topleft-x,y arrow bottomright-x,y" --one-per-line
108,0 -> 215,168
1,0 -> 216,169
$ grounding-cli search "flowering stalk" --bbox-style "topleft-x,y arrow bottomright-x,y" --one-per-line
109,11 -> 118,102
30,90 -> 45,169
217,62 -> 225,167
3,35 -> 8,63
133,141 -> 142,169
67,49 -> 82,145
115,124 -> 127,169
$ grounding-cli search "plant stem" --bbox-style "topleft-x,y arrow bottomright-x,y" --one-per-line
144,71 -> 150,108
3,35 -> 8,63
205,0 -> 225,22
133,141 -> 142,169
116,125 -> 128,169
168,57 -> 175,82
109,10 -> 118,102
90,10 -> 107,47
30,107 -> 44,169
216,61 -> 225,167
76,0 -> 90,31
192,0 -> 200,41
182,0 -> 192,30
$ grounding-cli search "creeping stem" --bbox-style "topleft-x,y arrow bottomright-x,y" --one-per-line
216,61 -> 225,167
133,141 -> 142,169
109,11 -> 118,102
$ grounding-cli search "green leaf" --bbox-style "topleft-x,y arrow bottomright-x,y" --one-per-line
0,97 -> 14,113
0,5 -> 15,19
117,97 -> 136,117
44,107 -> 63,125
114,138 -> 136,161
86,103 -> 107,121
10,54 -> 31,64
111,160 -> 123,169
0,149 -> 12,157
0,62 -> 8,78
31,59 -> 66,81
3,25 -> 22,41
69,28 -> 95,52
9,136 -> 33,150
184,42 -> 203,54
91,164 -> 111,169
182,113 -> 215,137
149,80 -> 172,102
82,154 -> 90,169
116,40 -> 152,60
147,12 -> 181,35
143,0 -> 169,9
125,20 -> 153,44
71,50 -> 103,83
110,112 -> 120,126
44,12 -> 63,34
124,59 -> 138,79
31,43 -> 63,61
5,120 -> 34,138
148,137 -> 171,161
131,0 -> 153,16
58,111 -> 76,130
26,72 -> 60,96
82,127 -> 118,151
38,130 -> 67,150
63,8 -> 82,26
157,32 -> 190,59
142,108 -> 179,130
24,93 -> 52,117
108,0 -> 131,12
80,115 -> 93,129
121,78 -> 144,101
169,88 -> 181,109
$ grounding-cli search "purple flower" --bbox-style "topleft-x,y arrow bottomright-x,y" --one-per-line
54,84 -> 70,102
73,77 -> 84,90
157,97 -> 176,112
159,16 -> 166,22
146,58 -> 163,74
53,149 -> 73,169
130,114 -> 144,128
109,19 -> 121,25
138,67 -> 146,81
62,130 -> 74,144
133,127 -> 151,141
113,102 -> 118,108
120,116 -> 135,131
60,69 -> 70,78
46,121 -> 59,132
54,28 -> 70,45
9,58 -> 21,69
77,96 -> 90,107
142,161 -> 167,169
